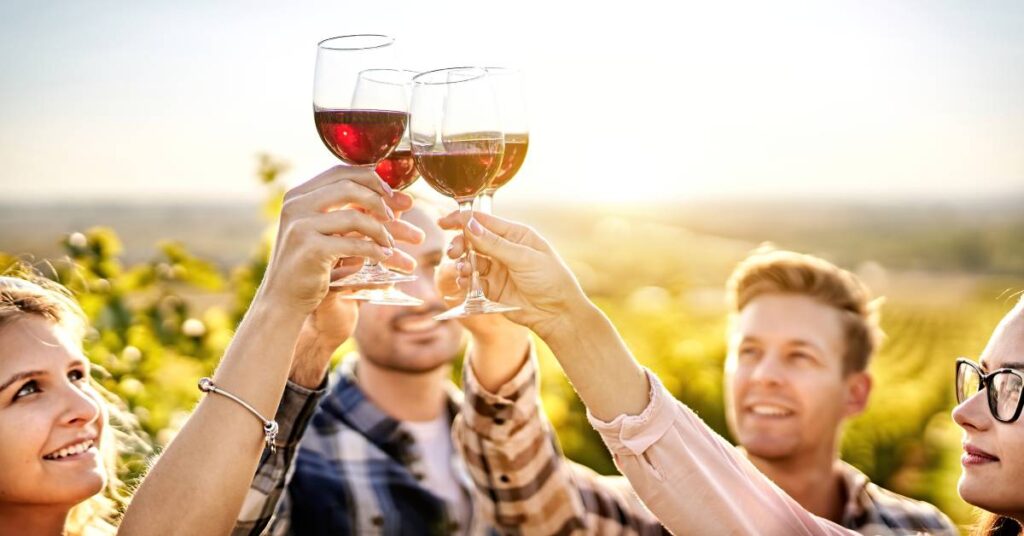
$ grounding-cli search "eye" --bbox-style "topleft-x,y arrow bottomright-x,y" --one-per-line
790,352 -> 814,361
737,346 -> 760,361
68,369 -> 86,383
14,380 -> 40,401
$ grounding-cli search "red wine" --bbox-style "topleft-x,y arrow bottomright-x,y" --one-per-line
314,109 -> 408,166
488,133 -> 529,191
414,137 -> 504,200
375,149 -> 420,191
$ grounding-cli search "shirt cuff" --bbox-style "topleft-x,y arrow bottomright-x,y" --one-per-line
273,377 -> 327,449
461,341 -> 537,439
587,368 -> 678,457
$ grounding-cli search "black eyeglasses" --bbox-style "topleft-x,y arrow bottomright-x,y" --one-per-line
956,358 -> 1024,423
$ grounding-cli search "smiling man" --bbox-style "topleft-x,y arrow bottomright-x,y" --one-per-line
453,248 -> 959,535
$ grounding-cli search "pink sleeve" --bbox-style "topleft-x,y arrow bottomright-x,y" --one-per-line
587,369 -> 858,536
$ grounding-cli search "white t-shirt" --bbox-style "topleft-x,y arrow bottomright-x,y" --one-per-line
403,415 -> 471,533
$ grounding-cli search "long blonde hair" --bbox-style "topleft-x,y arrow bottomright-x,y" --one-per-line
0,272 -> 134,535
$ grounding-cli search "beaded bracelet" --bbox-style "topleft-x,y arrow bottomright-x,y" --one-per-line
197,377 -> 279,453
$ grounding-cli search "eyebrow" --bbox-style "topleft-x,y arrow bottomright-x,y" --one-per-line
0,370 -> 45,394
980,360 -> 1024,372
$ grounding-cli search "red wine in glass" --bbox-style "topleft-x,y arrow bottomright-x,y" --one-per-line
375,148 -> 420,191
313,109 -> 408,166
415,136 -> 504,200
488,133 -> 529,191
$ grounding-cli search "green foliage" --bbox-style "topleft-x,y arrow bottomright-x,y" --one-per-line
3,157 -> 1018,535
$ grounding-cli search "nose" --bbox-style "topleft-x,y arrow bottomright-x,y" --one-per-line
59,381 -> 102,428
749,352 -> 785,387
952,389 -> 991,432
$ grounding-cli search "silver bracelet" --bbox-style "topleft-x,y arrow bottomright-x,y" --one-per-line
197,377 -> 279,453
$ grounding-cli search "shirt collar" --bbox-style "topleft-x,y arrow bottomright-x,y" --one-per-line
320,356 -> 463,452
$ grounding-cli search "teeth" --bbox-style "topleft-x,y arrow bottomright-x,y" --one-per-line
44,440 -> 94,460
750,405 -> 793,417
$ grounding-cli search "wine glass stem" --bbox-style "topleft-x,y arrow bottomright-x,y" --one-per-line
459,200 -> 485,300
478,191 -> 494,214
359,164 -> 385,270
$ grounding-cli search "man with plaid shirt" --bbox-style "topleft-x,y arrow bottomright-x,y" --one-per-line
231,206 -> 664,535
446,246 -> 958,535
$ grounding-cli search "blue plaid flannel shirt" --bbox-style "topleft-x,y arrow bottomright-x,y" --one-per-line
232,358 -> 493,536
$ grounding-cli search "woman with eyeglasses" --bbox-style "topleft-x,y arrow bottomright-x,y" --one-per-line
440,210 -> 1023,535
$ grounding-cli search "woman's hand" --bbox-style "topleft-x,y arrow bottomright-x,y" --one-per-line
258,165 -> 423,318
438,211 -> 591,342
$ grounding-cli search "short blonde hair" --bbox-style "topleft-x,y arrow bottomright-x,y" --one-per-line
726,249 -> 883,375
0,271 -> 127,535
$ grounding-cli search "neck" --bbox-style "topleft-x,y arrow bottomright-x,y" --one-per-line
355,356 -> 451,422
747,446 -> 846,523
0,502 -> 71,536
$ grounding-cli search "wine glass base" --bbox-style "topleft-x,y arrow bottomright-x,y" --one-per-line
433,297 -> 519,320
337,287 -> 424,306
330,270 -> 417,289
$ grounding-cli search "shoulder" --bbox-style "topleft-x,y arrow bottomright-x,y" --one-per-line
861,482 -> 959,534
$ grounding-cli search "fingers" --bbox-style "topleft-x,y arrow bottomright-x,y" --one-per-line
438,210 -> 551,253
285,167 -> 415,222
291,179 -> 393,222
455,257 -> 491,277
459,218 -> 540,272
385,218 -> 426,246
381,248 -> 417,274
316,235 -> 392,264
311,210 -> 394,249
287,165 -> 391,201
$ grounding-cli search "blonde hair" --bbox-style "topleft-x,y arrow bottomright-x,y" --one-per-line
726,249 -> 883,375
0,271 -> 130,535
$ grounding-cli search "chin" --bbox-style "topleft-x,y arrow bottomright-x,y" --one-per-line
740,435 -> 799,460
958,476 -> 1018,515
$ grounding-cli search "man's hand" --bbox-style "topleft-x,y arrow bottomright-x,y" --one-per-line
436,256 -> 530,392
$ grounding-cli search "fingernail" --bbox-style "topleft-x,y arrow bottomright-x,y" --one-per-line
380,178 -> 395,197
387,233 -> 395,248
382,247 -> 394,258
468,218 -> 483,236
446,242 -> 456,257
456,261 -> 465,273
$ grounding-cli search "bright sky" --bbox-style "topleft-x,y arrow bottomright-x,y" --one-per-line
1,0 -> 1022,203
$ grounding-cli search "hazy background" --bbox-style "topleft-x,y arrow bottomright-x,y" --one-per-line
2,2 -> 1023,533
2,0 -> 1022,203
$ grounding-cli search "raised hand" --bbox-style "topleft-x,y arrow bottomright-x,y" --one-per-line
438,211 -> 588,341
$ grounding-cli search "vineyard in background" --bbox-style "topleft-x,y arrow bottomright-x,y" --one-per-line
2,157 -> 1021,534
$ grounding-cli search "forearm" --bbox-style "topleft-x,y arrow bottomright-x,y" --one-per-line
467,326 -> 530,393
540,299 -> 649,422
120,291 -> 306,536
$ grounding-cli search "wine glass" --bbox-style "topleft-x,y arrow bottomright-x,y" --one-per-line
478,67 -> 529,214
411,67 -> 519,319
312,35 -> 420,305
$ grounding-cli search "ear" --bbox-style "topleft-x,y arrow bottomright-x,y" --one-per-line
843,371 -> 872,418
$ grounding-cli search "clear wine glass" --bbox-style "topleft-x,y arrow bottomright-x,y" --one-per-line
411,67 -> 519,319
312,35 -> 420,305
477,67 -> 529,214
